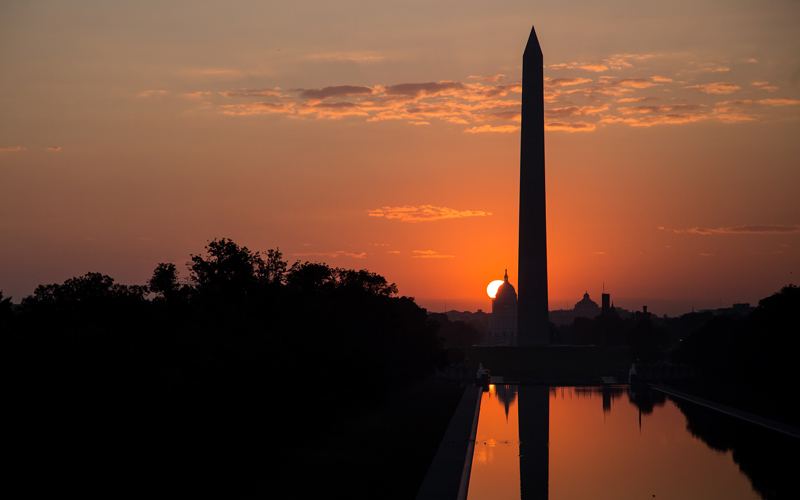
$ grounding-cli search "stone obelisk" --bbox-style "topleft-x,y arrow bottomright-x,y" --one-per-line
518,26 -> 549,346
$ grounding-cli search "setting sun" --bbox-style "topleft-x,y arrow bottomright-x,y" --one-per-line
487,280 -> 504,299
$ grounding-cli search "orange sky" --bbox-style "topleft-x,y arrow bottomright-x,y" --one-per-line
1,1 -> 799,316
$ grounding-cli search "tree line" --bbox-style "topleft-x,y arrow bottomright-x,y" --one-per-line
2,238 -> 446,497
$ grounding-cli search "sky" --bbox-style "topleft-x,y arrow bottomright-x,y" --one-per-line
1,0 -> 799,316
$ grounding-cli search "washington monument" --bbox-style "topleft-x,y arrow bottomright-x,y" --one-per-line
517,26 -> 549,346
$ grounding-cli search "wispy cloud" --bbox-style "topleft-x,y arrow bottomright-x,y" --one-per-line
182,91 -> 215,99
383,81 -> 467,98
545,77 -> 593,88
549,54 -> 655,72
716,98 -> 800,107
599,113 -> 708,127
46,146 -> 61,151
218,102 -> 296,115
684,82 -> 740,94
751,82 -> 779,92
629,113 -> 708,126
686,225 -> 800,235
463,124 -> 520,133
219,88 -> 284,98
613,78 -> 660,89
617,96 -> 660,103
292,250 -> 367,258
191,68 -> 245,78
298,101 -> 369,119
546,105 -> 608,119
545,121 -> 596,132
479,110 -> 521,122
296,85 -> 375,100
412,250 -> 455,259
160,51 -> 796,133
368,205 -> 491,222
469,74 -> 507,82
137,90 -> 168,98
618,104 -> 704,115
712,106 -> 756,123
0,146 -> 26,152
304,51 -> 386,63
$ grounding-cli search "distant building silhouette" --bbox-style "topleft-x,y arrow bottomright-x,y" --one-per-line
573,291 -> 599,318
699,302 -> 755,318
486,270 -> 518,346
443,309 -> 489,331
549,290 -> 629,325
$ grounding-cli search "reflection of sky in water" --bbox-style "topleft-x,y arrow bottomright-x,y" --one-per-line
467,386 -> 762,500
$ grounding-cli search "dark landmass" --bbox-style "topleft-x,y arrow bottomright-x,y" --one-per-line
264,380 -> 464,499
670,284 -> 800,427
1,238 -> 451,498
427,312 -> 483,349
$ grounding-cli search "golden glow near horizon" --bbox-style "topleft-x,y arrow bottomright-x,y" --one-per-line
1,1 -> 799,316
487,280 -> 504,299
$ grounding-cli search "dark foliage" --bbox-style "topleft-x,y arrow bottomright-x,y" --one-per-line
427,312 -> 483,348
553,312 -> 668,361
4,238 -> 445,498
671,284 -> 800,426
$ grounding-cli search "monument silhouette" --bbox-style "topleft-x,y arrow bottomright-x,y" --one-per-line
517,25 -> 551,500
518,25 -> 549,346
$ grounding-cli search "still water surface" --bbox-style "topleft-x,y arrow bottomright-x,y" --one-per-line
467,385 -> 788,500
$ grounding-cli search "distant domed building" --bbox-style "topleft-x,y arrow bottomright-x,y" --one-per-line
573,291 -> 599,319
487,270 -> 518,346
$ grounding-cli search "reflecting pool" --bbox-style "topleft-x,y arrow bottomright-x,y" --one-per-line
467,385 -> 795,500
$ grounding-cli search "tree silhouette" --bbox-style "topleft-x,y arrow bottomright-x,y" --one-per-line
148,262 -> 179,299
3,237 -> 448,498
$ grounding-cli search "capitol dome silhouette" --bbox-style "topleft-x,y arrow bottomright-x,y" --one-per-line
493,270 -> 518,313
486,269 -> 518,346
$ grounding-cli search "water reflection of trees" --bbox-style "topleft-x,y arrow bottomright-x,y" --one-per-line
672,397 -> 796,500
546,386 -> 628,414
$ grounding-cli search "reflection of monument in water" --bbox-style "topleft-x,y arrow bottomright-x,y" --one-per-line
518,385 -> 549,500
517,25 -> 550,500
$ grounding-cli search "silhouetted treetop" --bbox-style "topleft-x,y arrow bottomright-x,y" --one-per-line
286,261 -> 397,297
750,283 -> 798,332
149,263 -> 180,300
259,248 -> 288,286
0,290 -> 13,323
189,238 -> 285,300
21,272 -> 147,313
